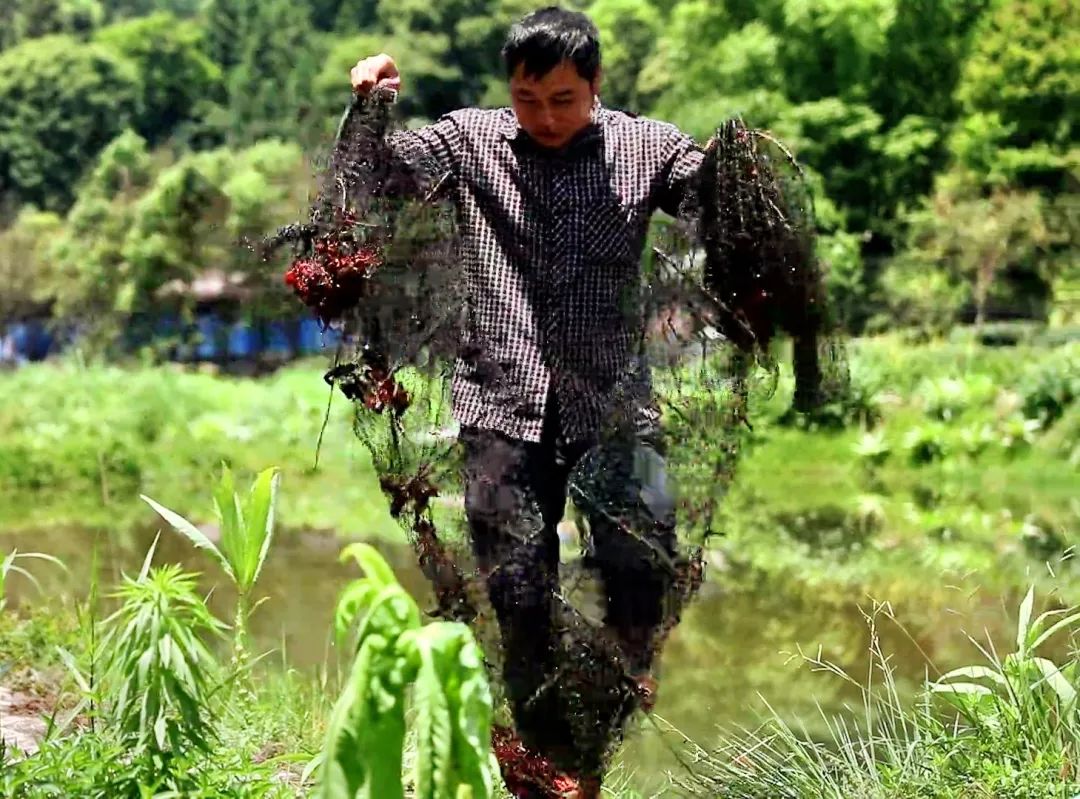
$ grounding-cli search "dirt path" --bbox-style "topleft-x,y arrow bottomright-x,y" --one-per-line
0,686 -> 48,755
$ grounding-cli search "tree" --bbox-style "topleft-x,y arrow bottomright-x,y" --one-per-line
202,0 -> 251,72
376,0 -> 506,115
885,189 -> 1055,330
44,130 -> 155,331
0,35 -> 140,211
0,0 -> 105,51
94,14 -> 224,146
332,0 -> 379,32
587,0 -> 661,111
777,0 -> 895,103
223,0 -> 317,144
774,98 -> 884,234
949,0 -> 1079,191
640,4 -> 789,139
313,32 -> 461,127
0,208 -> 64,321
99,0 -> 201,19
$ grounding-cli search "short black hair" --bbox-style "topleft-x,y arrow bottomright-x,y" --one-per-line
502,6 -> 601,82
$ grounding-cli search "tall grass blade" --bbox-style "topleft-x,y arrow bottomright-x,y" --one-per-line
1017,586 -> 1035,654
1032,611 -> 1080,651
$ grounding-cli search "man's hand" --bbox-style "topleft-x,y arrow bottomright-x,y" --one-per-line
350,53 -> 401,96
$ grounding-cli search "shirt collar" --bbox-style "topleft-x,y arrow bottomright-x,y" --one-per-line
499,101 -> 608,155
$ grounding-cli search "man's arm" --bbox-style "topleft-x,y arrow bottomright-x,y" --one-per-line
349,53 -> 464,187
653,126 -> 705,218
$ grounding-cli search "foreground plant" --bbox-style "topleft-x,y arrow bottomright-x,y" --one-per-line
930,586 -> 1080,765
318,543 -> 495,799
671,588 -> 1080,798
101,541 -> 226,780
142,465 -> 279,668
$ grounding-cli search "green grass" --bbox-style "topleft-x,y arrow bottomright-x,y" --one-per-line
685,336 -> 1080,599
0,357 -> 400,538
1,337 -> 1076,600
666,587 -> 1080,799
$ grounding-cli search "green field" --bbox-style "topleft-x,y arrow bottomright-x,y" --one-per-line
2,336 -> 1078,796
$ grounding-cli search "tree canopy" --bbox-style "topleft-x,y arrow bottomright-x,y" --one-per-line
0,0 -> 1074,336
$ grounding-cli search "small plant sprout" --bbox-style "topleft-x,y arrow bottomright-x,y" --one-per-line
319,543 -> 495,799
141,465 -> 280,670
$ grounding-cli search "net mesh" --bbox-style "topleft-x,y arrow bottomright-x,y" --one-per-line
260,89 -> 848,790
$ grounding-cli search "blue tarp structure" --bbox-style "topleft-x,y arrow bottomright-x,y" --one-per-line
1,312 -> 341,365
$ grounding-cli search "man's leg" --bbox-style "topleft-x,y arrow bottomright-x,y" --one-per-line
459,422 -> 576,760
569,433 -> 681,679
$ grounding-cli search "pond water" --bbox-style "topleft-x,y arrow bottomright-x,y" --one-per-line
0,522 -> 1039,792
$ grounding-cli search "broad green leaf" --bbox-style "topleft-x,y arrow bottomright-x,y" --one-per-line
412,642 -> 453,799
141,495 -> 233,581
213,465 -> 243,579
1016,586 -> 1035,654
334,581 -> 381,645
935,665 -> 1008,686
340,543 -> 397,590
243,467 -> 279,591
1031,611 -> 1080,652
1031,657 -> 1078,713
929,682 -> 994,697
450,636 -> 494,799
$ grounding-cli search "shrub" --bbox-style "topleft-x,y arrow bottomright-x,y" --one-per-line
1018,343 -> 1080,425
916,374 -> 997,421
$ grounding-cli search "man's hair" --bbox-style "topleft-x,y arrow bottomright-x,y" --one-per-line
502,6 -> 601,82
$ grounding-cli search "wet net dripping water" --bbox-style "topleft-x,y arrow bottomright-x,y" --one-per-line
260,88 -> 848,795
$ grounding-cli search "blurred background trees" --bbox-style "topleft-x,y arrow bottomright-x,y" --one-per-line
0,0 -> 1074,344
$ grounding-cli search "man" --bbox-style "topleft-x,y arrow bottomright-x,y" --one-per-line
350,7 -> 703,797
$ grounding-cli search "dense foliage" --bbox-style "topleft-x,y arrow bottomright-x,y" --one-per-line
0,0 -> 1074,339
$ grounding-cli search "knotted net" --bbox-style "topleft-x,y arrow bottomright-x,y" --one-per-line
261,88 -> 847,789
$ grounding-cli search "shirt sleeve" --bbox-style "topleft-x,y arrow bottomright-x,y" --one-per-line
653,126 -> 705,218
385,114 -> 465,188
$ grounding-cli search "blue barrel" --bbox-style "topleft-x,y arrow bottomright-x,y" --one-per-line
228,322 -> 259,359
264,321 -> 293,357
194,313 -> 225,360
11,320 -> 53,361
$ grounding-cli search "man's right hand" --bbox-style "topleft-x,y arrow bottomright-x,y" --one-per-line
350,53 -> 401,96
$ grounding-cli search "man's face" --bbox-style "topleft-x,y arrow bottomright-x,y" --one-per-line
509,59 -> 600,150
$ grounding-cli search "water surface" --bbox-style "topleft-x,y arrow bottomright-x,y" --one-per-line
0,523 -> 1038,792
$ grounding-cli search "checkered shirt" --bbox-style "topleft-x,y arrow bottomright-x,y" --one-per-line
386,103 -> 704,444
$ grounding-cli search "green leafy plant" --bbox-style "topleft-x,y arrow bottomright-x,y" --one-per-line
100,540 -> 226,781
1018,342 -> 1080,426
930,586 -> 1080,757
996,413 -> 1042,453
142,465 -> 279,667
318,543 -> 495,799
902,423 -> 949,465
916,374 -> 996,421
0,549 -> 65,611
852,429 -> 890,473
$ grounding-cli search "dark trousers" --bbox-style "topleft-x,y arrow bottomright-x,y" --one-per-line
459,397 -> 679,762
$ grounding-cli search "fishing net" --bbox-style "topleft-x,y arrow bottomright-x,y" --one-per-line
261,89 -> 847,793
